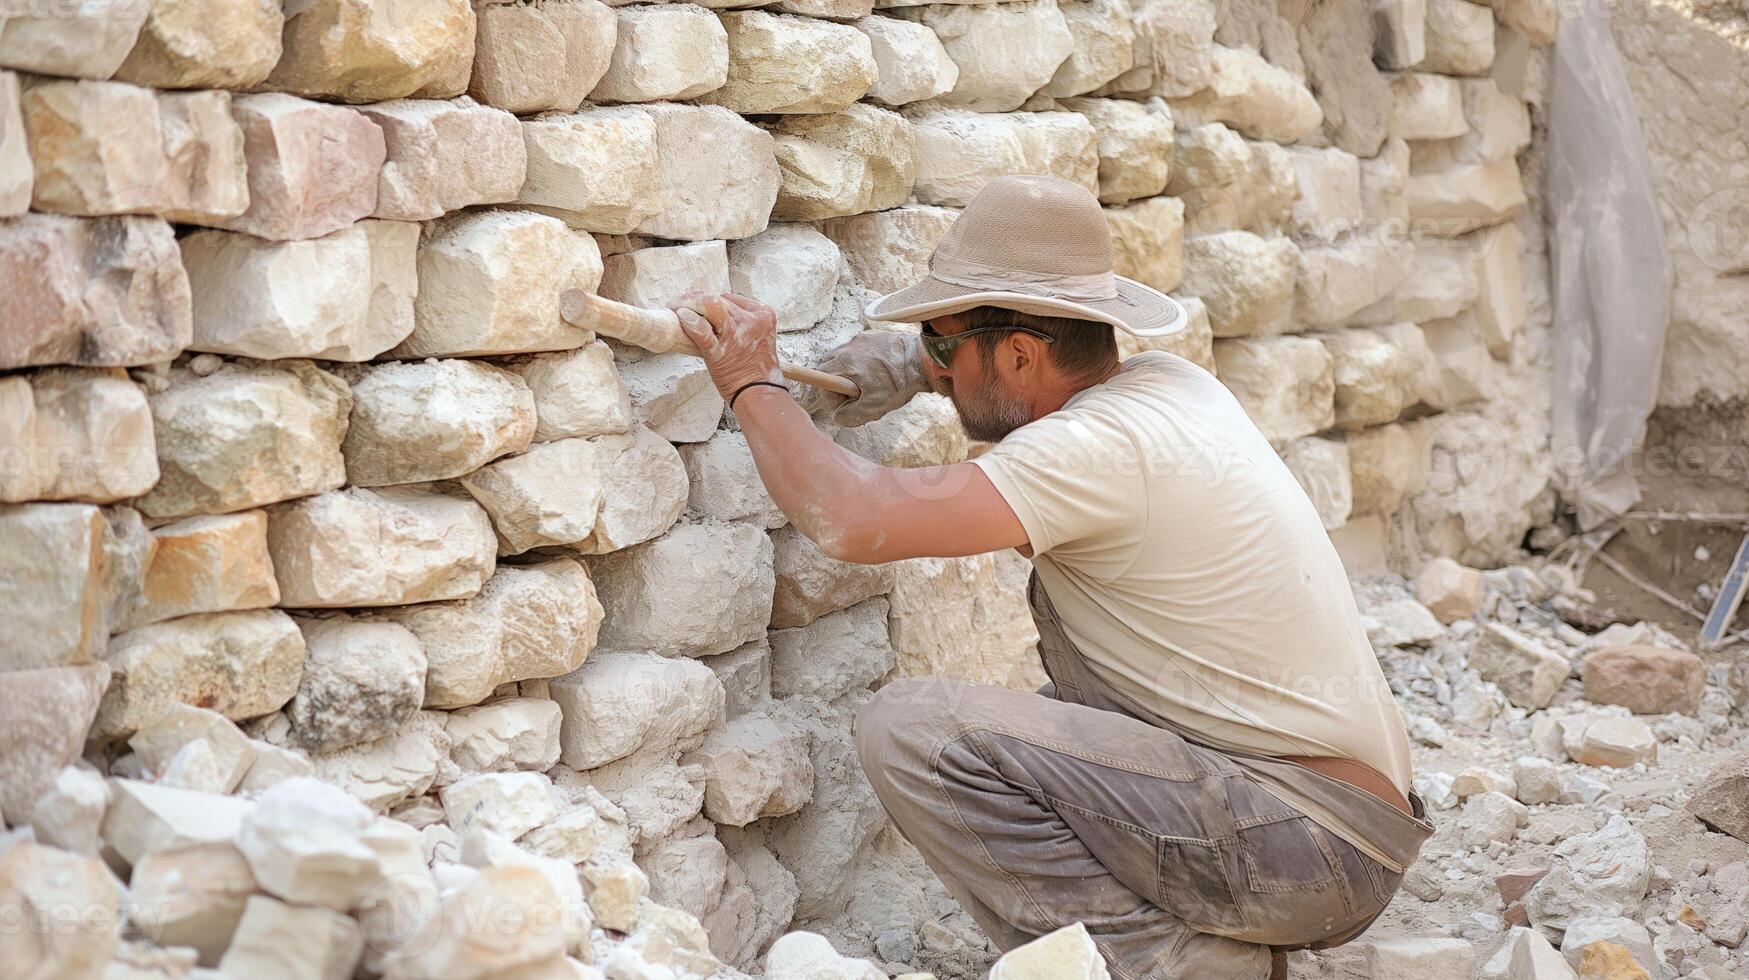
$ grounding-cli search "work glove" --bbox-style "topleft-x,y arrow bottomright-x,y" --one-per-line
813,331 -> 930,427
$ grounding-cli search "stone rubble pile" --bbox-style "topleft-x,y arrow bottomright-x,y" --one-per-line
0,0 -> 1586,975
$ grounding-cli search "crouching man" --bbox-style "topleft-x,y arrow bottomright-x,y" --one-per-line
669,176 -> 1432,980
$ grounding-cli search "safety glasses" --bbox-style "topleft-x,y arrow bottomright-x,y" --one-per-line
919,324 -> 1056,370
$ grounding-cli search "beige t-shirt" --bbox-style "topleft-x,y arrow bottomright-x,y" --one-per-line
969,351 -> 1415,869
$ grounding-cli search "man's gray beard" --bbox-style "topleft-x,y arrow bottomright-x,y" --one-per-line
951,376 -> 1032,442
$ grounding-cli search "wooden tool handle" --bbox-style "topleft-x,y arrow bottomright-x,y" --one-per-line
560,289 -> 861,398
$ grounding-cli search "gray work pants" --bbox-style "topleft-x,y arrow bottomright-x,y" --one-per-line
853,573 -> 1432,979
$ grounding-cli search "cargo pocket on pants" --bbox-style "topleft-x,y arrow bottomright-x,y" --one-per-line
1155,835 -> 1249,936
1236,815 -> 1342,894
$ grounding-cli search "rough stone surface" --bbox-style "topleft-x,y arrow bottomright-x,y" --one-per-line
0,843 -> 121,979
130,702 -> 257,793
471,0 -> 617,114
236,777 -> 382,911
0,0 -> 149,80
1,372 -> 157,506
287,617 -> 427,753
700,11 -> 877,115
341,359 -> 535,487
895,1 -> 1073,112
1469,623 -> 1569,710
591,520 -> 776,658
987,922 -> 1109,979
770,524 -> 895,629
445,698 -> 564,774
0,662 -> 108,820
818,204 -> 956,295
264,0 -> 475,103
769,105 -> 916,221
1421,0 -> 1495,76
849,14 -> 958,106
1212,336 -> 1334,447
1581,645 -> 1705,716
127,842 -> 257,965
1414,556 -> 1485,624
115,0 -> 284,90
101,778 -> 255,866
361,98 -> 527,222
97,609 -> 304,738
1,70 -> 27,217
107,512 -> 275,631
506,341 -> 635,443
210,94 -> 386,242
771,598 -> 896,702
1169,45 -> 1321,143
1180,231 -> 1296,337
591,5 -> 728,104
1689,753 -> 1749,844
22,78 -> 171,218
518,107 -> 660,234
683,712 -> 814,827
634,103 -> 781,241
266,486 -> 496,608
550,649 -> 724,769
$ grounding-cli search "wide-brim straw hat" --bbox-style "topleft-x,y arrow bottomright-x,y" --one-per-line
865,175 -> 1187,338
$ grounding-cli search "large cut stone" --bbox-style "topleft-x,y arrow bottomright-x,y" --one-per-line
0,0 -> 149,79
115,0 -> 284,89
770,597 -> 895,701
1060,96 -> 1173,206
1288,145 -> 1362,243
218,895 -> 365,980
22,78 -> 170,217
1040,0 -> 1136,98
471,0 -> 616,114
506,342 -> 634,442
209,94 -> 385,242
1470,623 -> 1569,710
550,650 -> 724,769
264,0 -> 475,103
1169,45 -> 1321,143
590,520 -> 776,658
1373,0 -> 1425,68
615,351 -> 725,443
769,105 -> 916,221
699,11 -> 876,114
567,426 -> 690,554
236,777 -> 381,911
1106,195 -> 1186,293
1391,72 -> 1467,141
1347,423 -> 1418,519
849,14 -> 958,106
1468,221 -> 1525,355
0,371 -> 157,505
1212,336 -> 1333,447
590,5 -> 728,103
1281,436 -> 1352,531
1296,0 -> 1391,157
518,107 -> 660,234
265,486 -> 496,608
682,713 -> 813,827
1581,645 -> 1706,716
904,105 -> 1097,207
0,213 -> 191,370
0,663 -> 108,819
158,89 -> 250,225
818,204 -> 956,295
598,240 -> 730,310
1180,232 -> 1296,337
1688,753 -> 1749,844
0,843 -> 120,979
885,551 -> 1042,687
390,210 -> 600,358
680,429 -> 785,528
1320,326 -> 1426,429
726,225 -> 841,332
181,220 -> 418,360
287,617 -> 427,753
362,98 -> 527,222
96,609 -> 304,738
634,103 -> 782,241
459,436 -> 621,555
374,559 -> 603,710
1,70 -> 27,216
894,1 -> 1074,112
136,359 -> 350,520
341,359 -> 535,487
1408,157 -> 1525,235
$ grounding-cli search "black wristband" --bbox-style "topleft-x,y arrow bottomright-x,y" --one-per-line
728,379 -> 790,410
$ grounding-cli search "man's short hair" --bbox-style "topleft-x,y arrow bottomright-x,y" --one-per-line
958,305 -> 1118,380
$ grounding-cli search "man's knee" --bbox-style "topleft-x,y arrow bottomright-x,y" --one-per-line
853,677 -> 935,776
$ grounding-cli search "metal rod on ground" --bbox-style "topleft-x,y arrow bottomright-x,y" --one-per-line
559,289 -> 862,399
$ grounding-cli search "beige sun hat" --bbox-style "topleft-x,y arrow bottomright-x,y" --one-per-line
865,175 -> 1187,338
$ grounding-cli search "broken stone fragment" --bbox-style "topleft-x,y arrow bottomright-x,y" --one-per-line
361,98 -> 527,223
1561,715 -> 1657,769
0,843 -> 121,978
0,213 -> 191,371
587,862 -> 650,933
1413,556 -> 1485,624
550,650 -> 724,770
1580,645 -> 1706,716
0,665 -> 106,821
287,617 -> 427,754
383,865 -> 570,980
208,94 -> 386,243
446,698 -> 564,774
129,702 -> 258,793
591,520 -> 776,658
263,0 -> 476,103
102,778 -> 255,866
306,713 -> 453,813
439,771 -> 559,840
1469,622 -> 1569,710
97,609 -> 304,738
127,842 -> 257,966
986,921 -> 1110,978
342,359 -> 536,487
471,0 -> 617,114
1689,752 -> 1749,844
1368,936 -> 1474,980
848,14 -> 958,106
218,894 -> 366,980
1459,791 -> 1528,848
1211,335 -> 1333,447
1521,815 -> 1650,930
458,829 -> 590,952
28,765 -> 108,854
892,1 -> 1073,113
236,776 -> 382,912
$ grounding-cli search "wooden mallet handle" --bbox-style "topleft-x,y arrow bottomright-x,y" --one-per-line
559,289 -> 861,398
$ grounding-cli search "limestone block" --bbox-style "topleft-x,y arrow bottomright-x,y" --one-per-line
470,0 -> 616,114
266,486 -> 495,608
446,699 -> 564,773
1373,0 -> 1426,69
306,714 -> 453,812
1091,0 -> 1214,99
152,90 -> 249,226
1366,237 -> 1478,325
633,103 -> 781,241
439,771 -> 558,839
234,776 -> 380,912
1014,111 -> 1101,196
361,98 -> 527,222
770,597 -> 896,700
391,210 -> 600,358
834,391 -> 969,467
100,778 -> 255,865
1471,623 -> 1569,710
886,551 -> 1041,688
1581,645 -> 1705,715
1562,716 -> 1656,768
383,866 -> 568,980
456,829 -> 588,953
1039,0 -> 1135,99
1212,336 -> 1333,447
374,559 -> 603,710
600,240 -> 731,310
682,713 -> 813,826
0,71 -> 26,216
29,765 -> 109,854
1347,423 -> 1417,519
1391,72 -> 1467,141
767,931 -> 886,979
818,204 -> 956,295
287,617 -> 427,753
342,359 -> 535,487
1408,157 -> 1524,236
114,0 -> 283,89
1288,146 -> 1363,243
849,14 -> 958,106
22,79 -> 169,217
1165,122 -> 1248,196
1413,556 -> 1483,623
726,225 -> 841,333
1298,0 -> 1391,156
1060,96 -> 1173,205
1369,939 -> 1476,980
158,738 -> 238,793
1181,232 -> 1296,337
1360,136 -> 1409,231
130,703 -> 256,792
264,0 -> 475,103
210,94 -> 385,242
1422,0 -> 1494,75
1414,78 -> 1529,173
1320,327 -> 1426,429
136,360 -> 347,520
218,895 -> 365,980
1489,0 -> 1555,45
0,371 -> 157,505
705,639 -> 773,719
518,107 -> 661,234
895,1 -> 1072,112
1079,197 -> 1180,297
550,650 -> 724,769
128,842 -> 256,965
988,921 -> 1110,978
770,524 -> 895,629
507,342 -> 635,442
572,745 -> 705,841
769,105 -> 916,220
0,664 -> 108,819
1169,45 -> 1321,143
240,740 -> 315,795
761,698 -> 886,917
1281,437 -> 1352,531
0,843 -> 120,980
615,351 -> 726,443
97,610 -> 302,738
903,105 -> 1026,207
591,520 -> 775,657
698,11 -> 876,114
586,864 -> 648,933
1689,754 -> 1749,843
1418,316 -> 1490,410
0,0 -> 148,79
1468,221 -> 1525,356
2,213 -> 191,370
570,427 -> 690,554
591,5 -> 728,103
180,221 -> 416,360
459,436 -> 622,555
680,430 -> 785,528
1559,920 -> 1656,978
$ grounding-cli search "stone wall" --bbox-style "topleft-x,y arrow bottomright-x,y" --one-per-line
0,0 -> 1557,975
